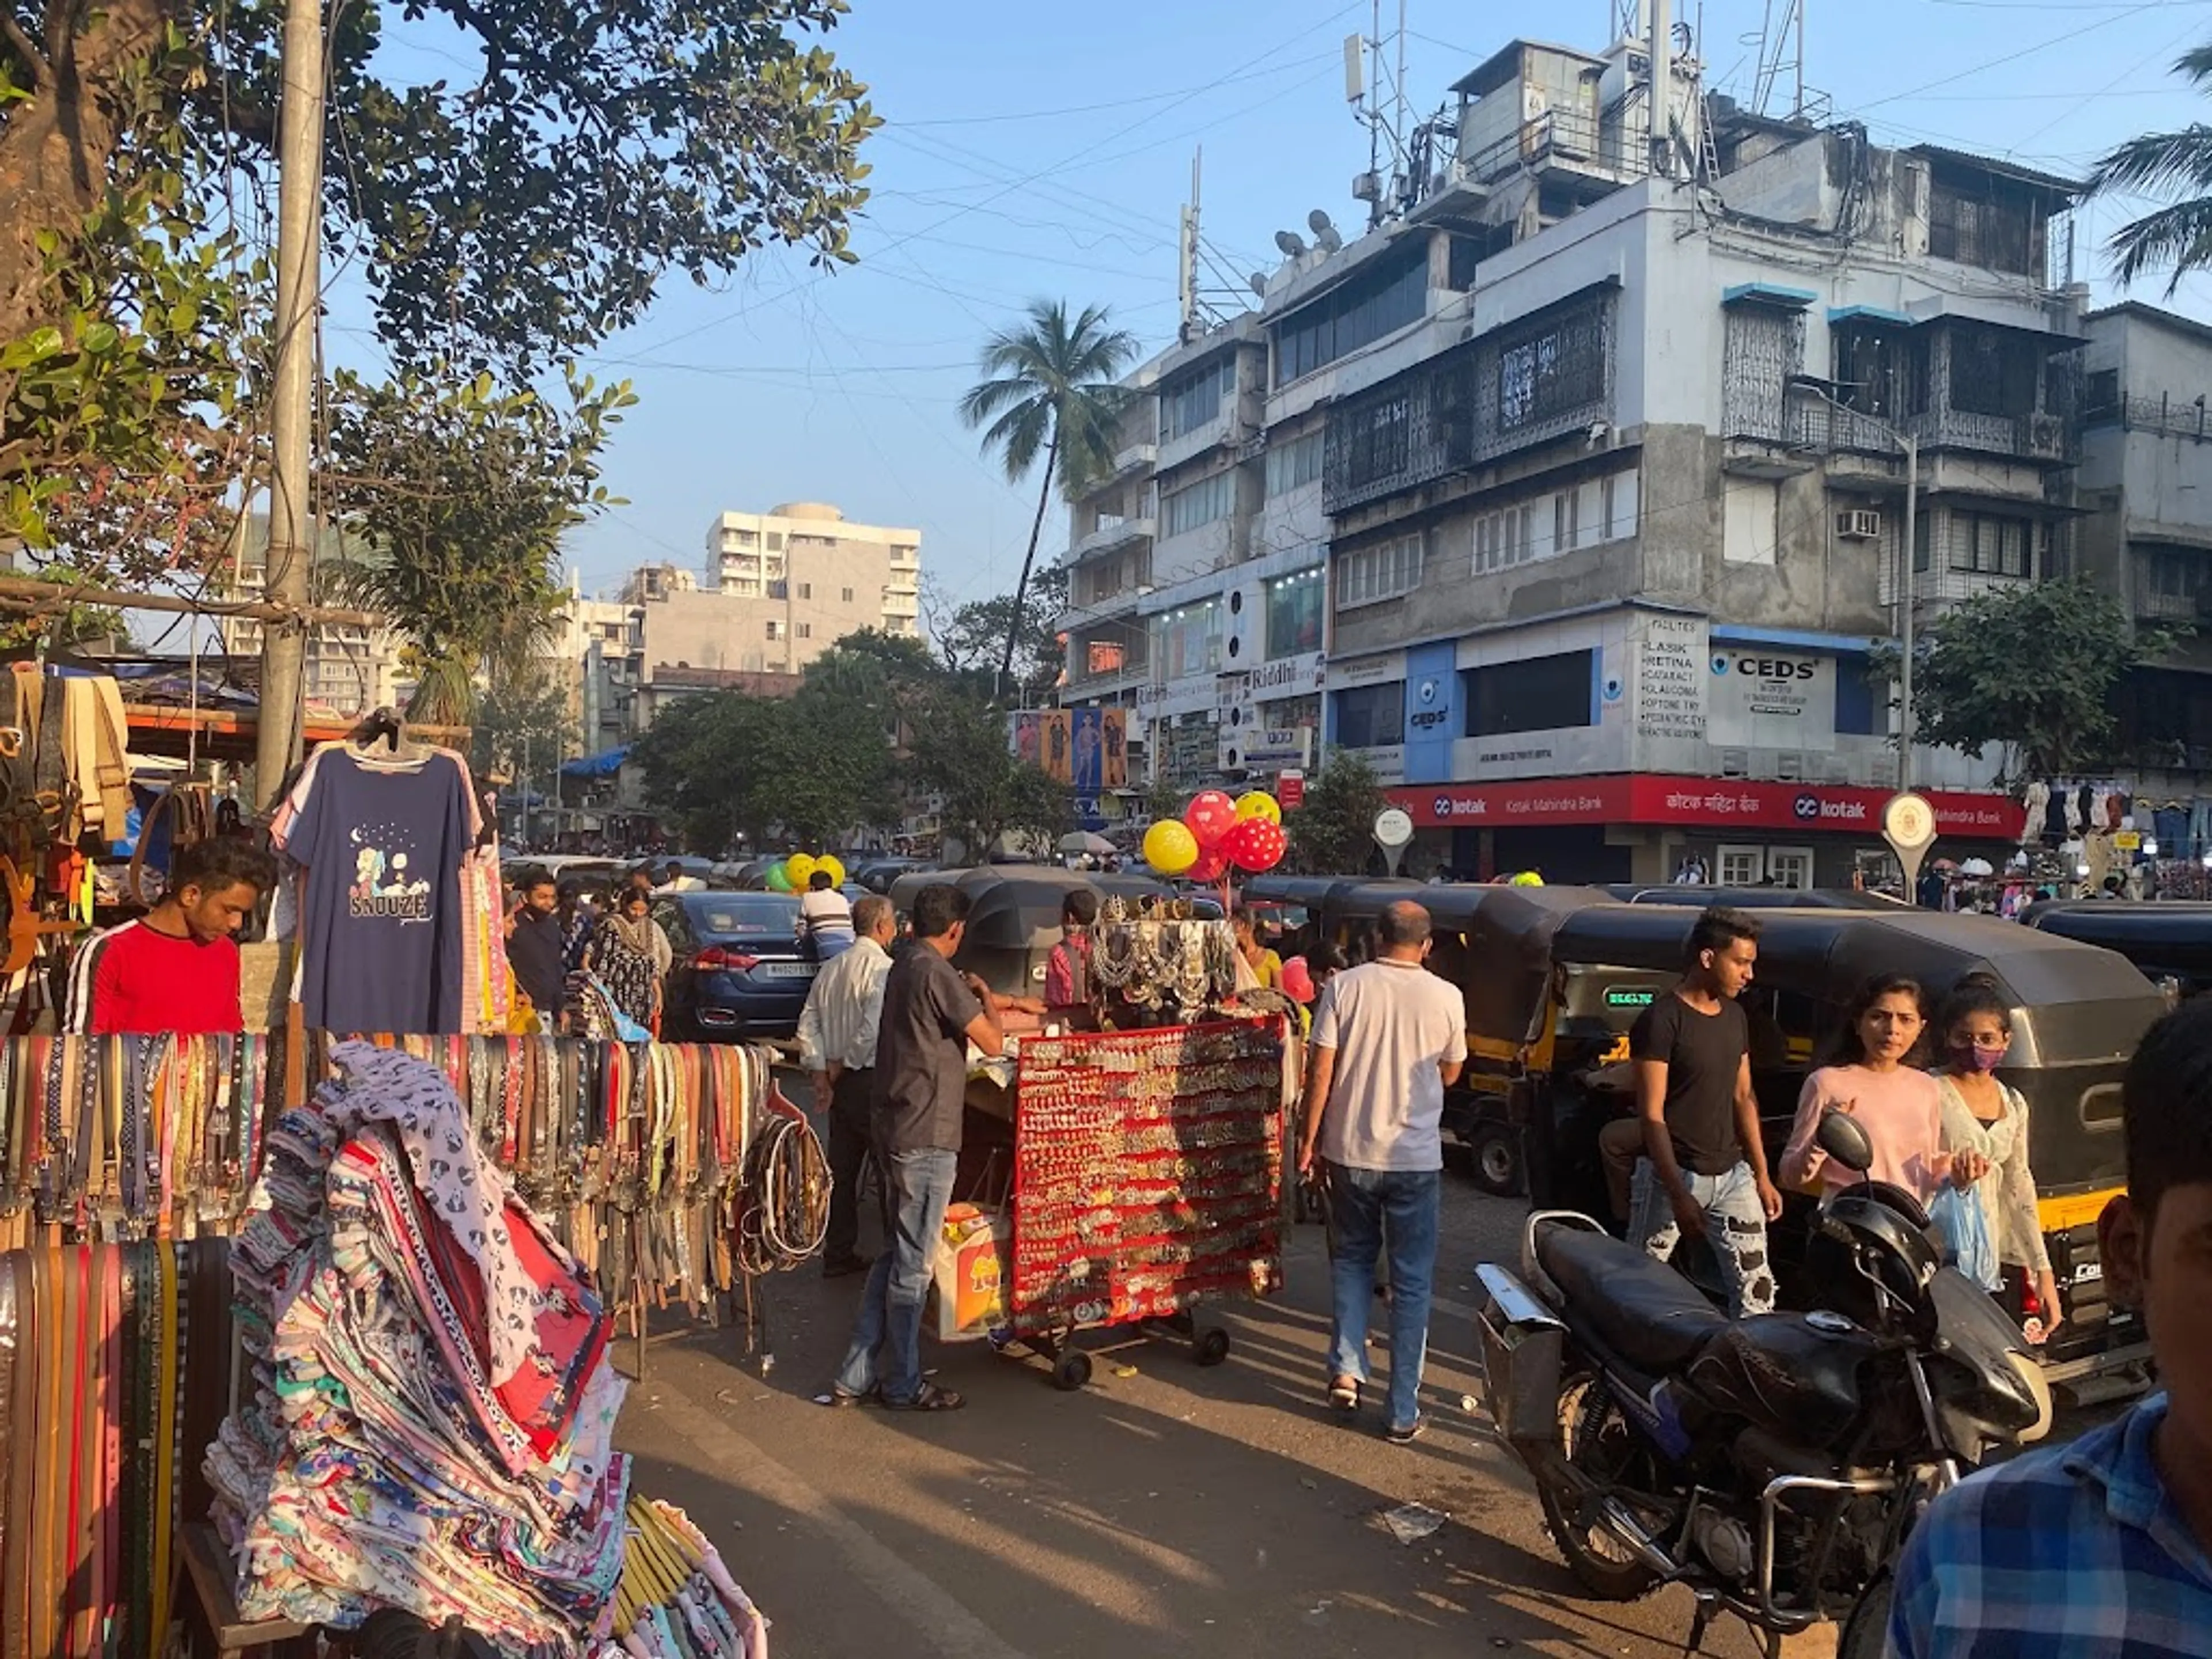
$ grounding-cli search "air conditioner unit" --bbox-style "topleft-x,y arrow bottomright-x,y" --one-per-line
1836,509 -> 1882,540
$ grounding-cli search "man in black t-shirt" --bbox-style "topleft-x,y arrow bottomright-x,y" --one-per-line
827,883 -> 1006,1413
1624,906 -> 1783,1316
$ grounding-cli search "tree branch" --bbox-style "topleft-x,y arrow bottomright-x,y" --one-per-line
2,14 -> 49,86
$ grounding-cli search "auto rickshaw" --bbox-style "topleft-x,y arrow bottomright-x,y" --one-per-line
884,865 -> 1178,999
2020,899 -> 2212,1001
1511,903 -> 2165,1396
1604,884 -> 1904,910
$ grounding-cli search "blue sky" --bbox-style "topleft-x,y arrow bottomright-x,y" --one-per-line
384,0 -> 2212,611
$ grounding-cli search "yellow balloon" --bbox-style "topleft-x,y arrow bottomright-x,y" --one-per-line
1143,819 -> 1200,877
816,855 -> 846,888
1510,870 -> 1544,887
1234,791 -> 1283,825
785,853 -> 817,888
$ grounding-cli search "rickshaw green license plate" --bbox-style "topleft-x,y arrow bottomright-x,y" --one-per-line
1604,987 -> 1660,1009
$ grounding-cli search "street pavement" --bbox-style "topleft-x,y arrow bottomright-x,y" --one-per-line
605,1084 -> 2102,1658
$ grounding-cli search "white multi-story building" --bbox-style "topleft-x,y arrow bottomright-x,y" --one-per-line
699,501 -> 921,670
1062,20 -> 2081,884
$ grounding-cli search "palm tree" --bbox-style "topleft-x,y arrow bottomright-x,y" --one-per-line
2090,43 -> 2212,290
959,300 -> 1139,693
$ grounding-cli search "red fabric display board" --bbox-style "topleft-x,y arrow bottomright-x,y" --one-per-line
1009,1016 -> 1286,1338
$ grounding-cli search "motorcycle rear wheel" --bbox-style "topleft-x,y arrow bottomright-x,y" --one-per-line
1537,1371 -> 1665,1602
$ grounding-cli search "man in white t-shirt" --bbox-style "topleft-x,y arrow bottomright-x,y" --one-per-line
1296,899 -> 1467,1444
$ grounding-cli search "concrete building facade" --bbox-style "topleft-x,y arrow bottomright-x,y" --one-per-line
700,501 -> 921,672
1060,23 -> 2079,884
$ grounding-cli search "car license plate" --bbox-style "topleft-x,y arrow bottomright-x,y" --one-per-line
760,961 -> 816,979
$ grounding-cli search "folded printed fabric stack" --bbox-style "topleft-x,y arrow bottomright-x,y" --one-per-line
208,1040 -> 634,1652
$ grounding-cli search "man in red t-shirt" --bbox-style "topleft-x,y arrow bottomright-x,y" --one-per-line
67,838 -> 278,1035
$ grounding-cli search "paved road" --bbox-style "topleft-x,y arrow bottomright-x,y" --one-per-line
605,1088 -> 2102,1658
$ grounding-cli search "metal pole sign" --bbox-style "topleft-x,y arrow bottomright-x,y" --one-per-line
1882,792 -> 1938,900
1373,807 -> 1414,878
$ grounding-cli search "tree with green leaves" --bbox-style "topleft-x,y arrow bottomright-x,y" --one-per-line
958,301 -> 1137,689
1880,577 -> 2178,779
2089,42 -> 2212,290
324,366 -> 634,726
1289,751 -> 1387,876
907,686 -> 1069,860
936,563 -> 1067,703
1,1 -> 876,587
471,669 -> 582,788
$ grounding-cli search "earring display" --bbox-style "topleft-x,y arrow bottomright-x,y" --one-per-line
1010,1016 -> 1287,1336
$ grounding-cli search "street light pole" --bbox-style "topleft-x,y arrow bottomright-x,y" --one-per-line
1898,433 -> 1918,796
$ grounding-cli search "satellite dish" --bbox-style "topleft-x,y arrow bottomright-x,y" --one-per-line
1274,229 -> 1308,257
1248,272 -> 1267,299
1308,209 -> 1343,253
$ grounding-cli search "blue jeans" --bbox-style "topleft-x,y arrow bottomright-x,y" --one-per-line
1627,1157 -> 1775,1317
1325,1163 -> 1441,1433
834,1146 -> 956,1404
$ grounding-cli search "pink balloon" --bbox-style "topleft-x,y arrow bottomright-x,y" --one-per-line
1187,847 -> 1227,884
1183,790 -> 1238,853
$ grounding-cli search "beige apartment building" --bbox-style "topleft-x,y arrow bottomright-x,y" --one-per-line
694,501 -> 922,672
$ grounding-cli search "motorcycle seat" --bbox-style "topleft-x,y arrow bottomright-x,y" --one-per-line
1535,1222 -> 1729,1373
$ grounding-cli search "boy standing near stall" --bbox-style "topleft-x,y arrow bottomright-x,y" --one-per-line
68,838 -> 279,1035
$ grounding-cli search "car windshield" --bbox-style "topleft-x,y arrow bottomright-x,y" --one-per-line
692,896 -> 801,936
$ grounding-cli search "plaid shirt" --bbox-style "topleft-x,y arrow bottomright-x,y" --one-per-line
1888,1393 -> 2212,1657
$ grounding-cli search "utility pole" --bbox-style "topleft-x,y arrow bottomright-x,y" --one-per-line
255,0 -> 327,808
1899,434 -> 1919,794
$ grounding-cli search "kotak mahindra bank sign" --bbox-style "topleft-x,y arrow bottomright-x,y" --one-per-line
1388,775 -> 2016,836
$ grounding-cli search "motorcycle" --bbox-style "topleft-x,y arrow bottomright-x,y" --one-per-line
1475,1111 -> 2052,1657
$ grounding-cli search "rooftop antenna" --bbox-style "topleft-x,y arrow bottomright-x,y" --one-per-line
1611,1 -> 1648,43
1349,0 -> 1413,227
1751,0 -> 1806,119
1178,147 -> 1201,339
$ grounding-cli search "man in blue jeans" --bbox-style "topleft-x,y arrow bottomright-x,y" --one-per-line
828,884 -> 1005,1412
1297,900 -> 1467,1443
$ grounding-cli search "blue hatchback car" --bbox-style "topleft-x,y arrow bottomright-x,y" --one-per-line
654,891 -> 817,1041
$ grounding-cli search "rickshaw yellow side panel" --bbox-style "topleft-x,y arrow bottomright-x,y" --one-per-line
2039,1187 -> 2123,1235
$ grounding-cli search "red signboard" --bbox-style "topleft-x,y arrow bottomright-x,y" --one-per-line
1277,770 -> 1306,810
1388,775 -> 2016,839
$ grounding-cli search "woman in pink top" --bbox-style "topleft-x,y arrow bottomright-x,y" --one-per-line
1780,975 -> 1991,1205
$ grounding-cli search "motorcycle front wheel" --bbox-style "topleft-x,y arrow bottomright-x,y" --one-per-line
1536,1370 -> 1664,1601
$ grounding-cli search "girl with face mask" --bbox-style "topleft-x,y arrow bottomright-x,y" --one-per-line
1931,976 -> 2061,1342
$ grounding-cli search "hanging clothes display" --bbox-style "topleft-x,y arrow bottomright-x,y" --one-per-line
2018,780 -> 2048,847
275,742 -> 479,1033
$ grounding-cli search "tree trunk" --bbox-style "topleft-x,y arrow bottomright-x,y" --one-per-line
0,2 -> 174,343
999,433 -> 1059,696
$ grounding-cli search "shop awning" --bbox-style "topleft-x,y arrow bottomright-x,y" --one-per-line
560,746 -> 631,779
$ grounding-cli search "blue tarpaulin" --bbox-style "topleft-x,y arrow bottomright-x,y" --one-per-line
560,746 -> 631,779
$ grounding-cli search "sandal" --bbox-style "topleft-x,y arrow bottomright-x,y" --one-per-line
886,1381 -> 965,1412
1327,1376 -> 1361,1413
822,1383 -> 879,1408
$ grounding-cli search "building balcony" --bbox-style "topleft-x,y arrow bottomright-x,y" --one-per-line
1105,441 -> 1158,482
1781,399 -> 2077,468
1074,515 -> 1155,560
881,591 -> 920,619
2135,590 -> 2201,624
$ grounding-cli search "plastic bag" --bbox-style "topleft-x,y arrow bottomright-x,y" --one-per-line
1930,1181 -> 2000,1291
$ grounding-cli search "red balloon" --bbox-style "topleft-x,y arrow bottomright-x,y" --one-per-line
1187,848 -> 1228,883
1184,789 -> 1239,852
1226,816 -> 1286,873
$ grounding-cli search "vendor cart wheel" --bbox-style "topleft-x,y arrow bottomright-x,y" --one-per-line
1469,1123 -> 1525,1198
1052,1349 -> 1093,1392
1192,1325 -> 1232,1368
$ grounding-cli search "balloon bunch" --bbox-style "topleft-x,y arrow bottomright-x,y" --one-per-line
764,851 -> 846,893
1142,789 -> 1287,880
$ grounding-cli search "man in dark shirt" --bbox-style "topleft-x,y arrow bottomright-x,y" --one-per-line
829,883 -> 1003,1412
506,868 -> 567,1032
1625,906 -> 1783,1316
